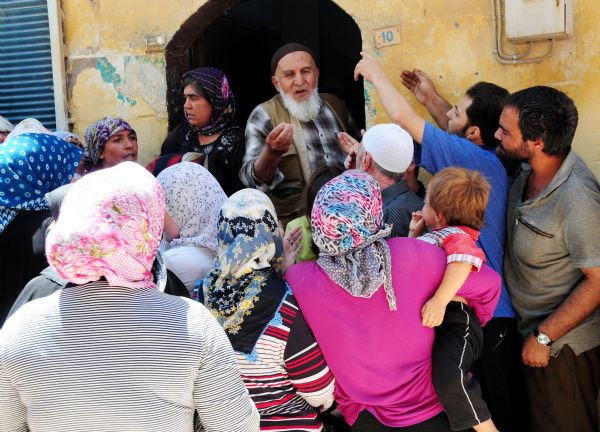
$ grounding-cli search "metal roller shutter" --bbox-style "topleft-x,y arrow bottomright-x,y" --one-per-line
0,0 -> 57,130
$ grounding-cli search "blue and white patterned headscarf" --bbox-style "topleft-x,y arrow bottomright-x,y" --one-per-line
0,133 -> 82,233
202,189 -> 285,354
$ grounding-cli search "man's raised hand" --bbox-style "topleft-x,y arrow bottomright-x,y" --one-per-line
400,69 -> 436,106
354,52 -> 386,83
266,123 -> 293,155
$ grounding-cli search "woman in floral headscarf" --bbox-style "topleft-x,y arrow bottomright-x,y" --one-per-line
80,116 -> 138,174
156,162 -> 227,295
202,188 -> 335,432
0,161 -> 260,432
0,133 -> 81,322
160,67 -> 245,196
285,170 -> 497,431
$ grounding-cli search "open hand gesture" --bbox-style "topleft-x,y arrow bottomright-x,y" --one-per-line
338,131 -> 362,169
400,69 -> 436,105
282,226 -> 302,273
266,123 -> 293,155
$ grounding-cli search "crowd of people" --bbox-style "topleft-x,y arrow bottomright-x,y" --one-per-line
0,41 -> 599,432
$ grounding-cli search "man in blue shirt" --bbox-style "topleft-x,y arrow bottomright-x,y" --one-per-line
355,53 -> 526,431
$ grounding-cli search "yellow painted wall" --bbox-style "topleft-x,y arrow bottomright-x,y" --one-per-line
62,0 -> 600,175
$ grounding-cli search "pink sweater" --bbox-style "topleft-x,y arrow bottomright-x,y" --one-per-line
286,237 -> 501,427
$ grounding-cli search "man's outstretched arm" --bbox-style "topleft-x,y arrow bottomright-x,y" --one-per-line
354,52 -> 425,143
241,104 -> 291,190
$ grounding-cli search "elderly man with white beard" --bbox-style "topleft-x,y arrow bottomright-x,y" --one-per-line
240,43 -> 359,225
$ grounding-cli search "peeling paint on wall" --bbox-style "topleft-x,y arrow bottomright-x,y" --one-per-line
124,55 -> 167,118
363,81 -> 378,120
96,58 -> 137,107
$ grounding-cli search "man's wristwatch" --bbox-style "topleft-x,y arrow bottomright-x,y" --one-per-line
533,328 -> 553,346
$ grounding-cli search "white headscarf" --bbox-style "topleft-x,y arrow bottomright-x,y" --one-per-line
6,118 -> 50,139
51,131 -> 80,142
156,162 -> 226,253
0,116 -> 14,133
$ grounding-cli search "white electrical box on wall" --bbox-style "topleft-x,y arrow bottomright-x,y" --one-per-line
505,0 -> 573,42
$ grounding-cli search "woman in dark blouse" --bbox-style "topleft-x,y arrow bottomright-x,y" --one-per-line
160,67 -> 245,196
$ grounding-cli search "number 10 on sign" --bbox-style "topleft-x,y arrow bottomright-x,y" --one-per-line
373,26 -> 401,48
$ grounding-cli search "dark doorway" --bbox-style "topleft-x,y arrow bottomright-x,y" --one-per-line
165,0 -> 364,132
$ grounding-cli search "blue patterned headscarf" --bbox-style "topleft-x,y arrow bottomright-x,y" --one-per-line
82,117 -> 134,172
183,67 -> 236,136
0,133 -> 82,233
202,189 -> 285,354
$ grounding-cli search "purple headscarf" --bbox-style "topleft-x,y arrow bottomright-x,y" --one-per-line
183,67 -> 236,136
83,117 -> 135,171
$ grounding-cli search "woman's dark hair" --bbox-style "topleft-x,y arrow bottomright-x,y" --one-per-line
464,82 -> 509,149
181,76 -> 210,104
303,164 -> 345,218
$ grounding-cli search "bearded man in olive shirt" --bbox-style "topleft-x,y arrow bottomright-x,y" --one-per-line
496,86 -> 600,432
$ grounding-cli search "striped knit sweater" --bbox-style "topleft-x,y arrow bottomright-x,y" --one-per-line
0,282 -> 259,432
235,292 -> 335,431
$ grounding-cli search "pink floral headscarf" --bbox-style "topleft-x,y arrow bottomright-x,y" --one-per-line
46,161 -> 165,288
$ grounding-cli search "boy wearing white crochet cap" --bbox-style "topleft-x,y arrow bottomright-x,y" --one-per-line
349,123 -> 423,237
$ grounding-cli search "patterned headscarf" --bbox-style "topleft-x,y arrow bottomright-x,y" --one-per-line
156,162 -> 226,252
203,189 -> 285,354
46,162 -> 165,289
0,133 -> 82,233
183,67 -> 236,136
82,117 -> 135,171
311,170 -> 396,310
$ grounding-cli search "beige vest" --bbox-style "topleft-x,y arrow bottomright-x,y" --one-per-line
261,93 -> 351,224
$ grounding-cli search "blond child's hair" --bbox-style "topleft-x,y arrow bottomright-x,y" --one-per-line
427,167 -> 490,230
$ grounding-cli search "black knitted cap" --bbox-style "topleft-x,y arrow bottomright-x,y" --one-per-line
270,42 -> 318,75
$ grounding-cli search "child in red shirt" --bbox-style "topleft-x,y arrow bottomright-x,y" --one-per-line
409,167 -> 500,432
